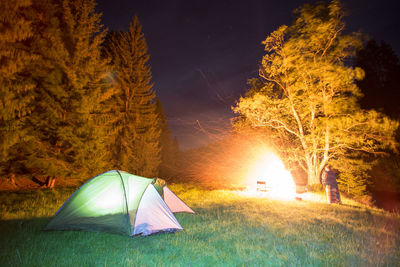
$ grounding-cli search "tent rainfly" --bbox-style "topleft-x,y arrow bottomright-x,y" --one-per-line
45,170 -> 194,236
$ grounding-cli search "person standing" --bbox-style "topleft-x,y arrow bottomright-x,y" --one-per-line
322,166 -> 341,204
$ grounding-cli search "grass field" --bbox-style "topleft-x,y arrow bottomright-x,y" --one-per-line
0,184 -> 399,266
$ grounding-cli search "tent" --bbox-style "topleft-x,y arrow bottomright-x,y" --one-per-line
45,170 -> 194,236
151,178 -> 195,214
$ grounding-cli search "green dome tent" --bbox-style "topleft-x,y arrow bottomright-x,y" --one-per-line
45,170 -> 194,236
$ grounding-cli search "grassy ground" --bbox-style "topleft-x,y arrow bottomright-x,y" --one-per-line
0,184 -> 399,266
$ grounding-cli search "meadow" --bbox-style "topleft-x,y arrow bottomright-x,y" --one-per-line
0,184 -> 399,266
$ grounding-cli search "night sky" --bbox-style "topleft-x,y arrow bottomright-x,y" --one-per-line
96,0 -> 400,150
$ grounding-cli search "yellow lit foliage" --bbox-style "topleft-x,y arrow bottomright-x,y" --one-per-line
233,1 -> 398,190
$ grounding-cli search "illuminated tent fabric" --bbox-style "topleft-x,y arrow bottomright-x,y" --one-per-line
151,178 -> 195,214
45,170 -> 191,236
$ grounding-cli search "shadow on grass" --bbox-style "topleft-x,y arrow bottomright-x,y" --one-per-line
0,217 -> 50,236
339,203 -> 364,210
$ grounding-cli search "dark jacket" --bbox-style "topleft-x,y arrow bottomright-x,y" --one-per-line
322,170 -> 338,187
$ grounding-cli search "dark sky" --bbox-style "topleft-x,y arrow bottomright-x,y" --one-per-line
96,0 -> 400,150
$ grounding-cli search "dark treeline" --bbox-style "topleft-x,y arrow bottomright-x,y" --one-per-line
356,39 -> 400,198
356,40 -> 400,117
0,0 -> 178,182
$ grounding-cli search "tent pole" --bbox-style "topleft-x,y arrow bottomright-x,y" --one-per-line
116,170 -> 131,235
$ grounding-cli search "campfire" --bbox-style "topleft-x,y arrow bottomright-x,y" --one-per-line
246,152 -> 296,200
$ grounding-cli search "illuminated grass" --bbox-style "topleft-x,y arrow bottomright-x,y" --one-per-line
0,185 -> 399,266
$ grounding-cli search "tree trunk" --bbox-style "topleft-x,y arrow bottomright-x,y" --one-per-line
308,169 -> 321,185
305,157 -> 321,185
9,173 -> 17,187
45,176 -> 56,188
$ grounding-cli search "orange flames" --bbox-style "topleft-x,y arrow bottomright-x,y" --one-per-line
245,151 -> 296,199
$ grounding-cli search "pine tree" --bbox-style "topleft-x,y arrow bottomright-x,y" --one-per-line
59,0 -> 110,177
0,0 -> 37,177
104,16 -> 160,177
25,0 -> 109,178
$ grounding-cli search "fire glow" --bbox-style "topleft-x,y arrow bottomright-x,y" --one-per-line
245,152 -> 296,200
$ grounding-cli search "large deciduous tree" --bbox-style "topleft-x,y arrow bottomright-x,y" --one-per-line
233,1 -> 398,189
104,16 -> 161,177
